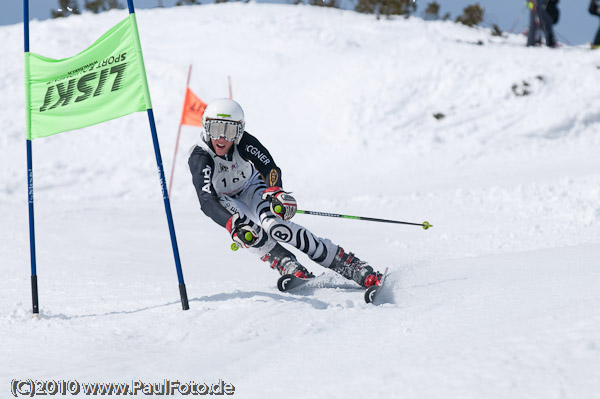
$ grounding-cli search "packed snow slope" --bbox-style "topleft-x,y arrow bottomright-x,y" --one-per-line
2,4 -> 600,398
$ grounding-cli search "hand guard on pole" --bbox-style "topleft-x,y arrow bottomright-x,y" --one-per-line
262,186 -> 297,221
226,213 -> 262,248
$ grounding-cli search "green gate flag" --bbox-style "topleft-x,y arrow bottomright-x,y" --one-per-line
25,15 -> 151,140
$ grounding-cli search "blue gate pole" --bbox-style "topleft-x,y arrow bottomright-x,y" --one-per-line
127,0 -> 189,310
148,109 -> 190,311
24,0 -> 39,317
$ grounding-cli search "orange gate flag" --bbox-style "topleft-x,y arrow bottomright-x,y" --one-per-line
180,87 -> 207,127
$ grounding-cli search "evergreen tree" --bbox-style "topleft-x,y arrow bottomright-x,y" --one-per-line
491,24 -> 503,36
310,0 -> 338,7
107,0 -> 123,9
84,0 -> 124,14
355,0 -> 416,19
176,0 -> 200,5
51,0 -> 81,18
424,1 -> 439,20
455,3 -> 484,27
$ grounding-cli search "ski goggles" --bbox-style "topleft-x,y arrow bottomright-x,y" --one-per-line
205,119 -> 243,141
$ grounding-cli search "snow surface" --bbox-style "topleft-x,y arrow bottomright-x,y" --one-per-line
2,3 -> 600,398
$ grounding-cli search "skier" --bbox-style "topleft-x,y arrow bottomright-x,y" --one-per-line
188,98 -> 383,288
526,0 -> 557,47
590,0 -> 600,48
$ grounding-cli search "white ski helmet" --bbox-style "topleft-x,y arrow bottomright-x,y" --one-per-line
202,98 -> 245,145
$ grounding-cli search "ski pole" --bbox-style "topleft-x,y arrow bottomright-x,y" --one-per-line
231,210 -> 432,251
294,209 -> 432,230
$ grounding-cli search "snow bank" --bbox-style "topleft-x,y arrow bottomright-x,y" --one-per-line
1,4 -> 599,398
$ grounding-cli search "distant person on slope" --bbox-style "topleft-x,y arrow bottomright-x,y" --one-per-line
589,0 -> 600,48
188,98 -> 383,288
526,0 -> 557,47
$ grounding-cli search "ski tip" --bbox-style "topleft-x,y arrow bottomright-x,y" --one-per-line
277,274 -> 295,292
364,285 -> 379,304
365,267 -> 389,304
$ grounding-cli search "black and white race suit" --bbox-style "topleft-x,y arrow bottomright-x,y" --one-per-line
188,131 -> 337,268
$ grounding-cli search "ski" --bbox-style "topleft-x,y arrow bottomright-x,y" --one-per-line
277,267 -> 390,304
364,267 -> 389,305
277,274 -> 313,292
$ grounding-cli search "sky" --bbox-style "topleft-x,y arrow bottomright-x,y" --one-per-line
1,0 -> 599,45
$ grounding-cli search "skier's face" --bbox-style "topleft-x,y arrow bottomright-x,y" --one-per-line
211,137 -> 234,157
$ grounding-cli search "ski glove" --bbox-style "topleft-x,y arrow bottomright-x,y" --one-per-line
262,186 -> 297,221
226,213 -> 262,248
